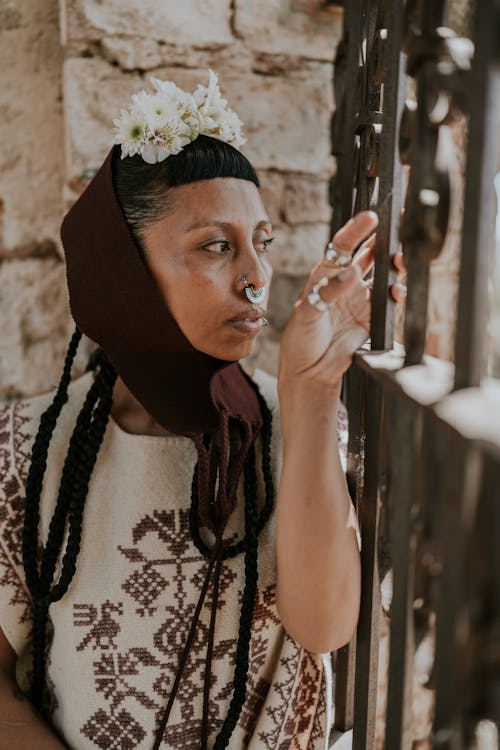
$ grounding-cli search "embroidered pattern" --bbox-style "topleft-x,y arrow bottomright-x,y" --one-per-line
0,383 -> 334,749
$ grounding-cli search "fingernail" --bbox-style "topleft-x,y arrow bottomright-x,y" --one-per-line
393,283 -> 407,298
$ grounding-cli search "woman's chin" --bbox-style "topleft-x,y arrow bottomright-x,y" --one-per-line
193,331 -> 259,362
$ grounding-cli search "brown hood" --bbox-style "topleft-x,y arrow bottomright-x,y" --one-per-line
61,146 -> 262,437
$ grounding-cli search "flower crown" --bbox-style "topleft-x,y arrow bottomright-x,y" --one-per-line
113,70 -> 246,164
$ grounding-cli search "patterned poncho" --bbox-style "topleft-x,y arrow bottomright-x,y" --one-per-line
0,369 -> 348,749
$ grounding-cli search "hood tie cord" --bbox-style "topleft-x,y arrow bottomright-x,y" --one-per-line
154,417 -> 261,749
152,526 -> 224,750
189,390 -> 274,562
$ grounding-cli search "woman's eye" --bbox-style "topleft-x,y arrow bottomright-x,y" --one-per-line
203,240 -> 231,255
256,237 -> 275,253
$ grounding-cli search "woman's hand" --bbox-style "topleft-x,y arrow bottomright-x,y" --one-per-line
278,211 -> 406,391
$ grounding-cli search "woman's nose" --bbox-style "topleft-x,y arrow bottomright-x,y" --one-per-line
237,243 -> 270,291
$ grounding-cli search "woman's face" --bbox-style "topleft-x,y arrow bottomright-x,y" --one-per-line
141,177 -> 274,361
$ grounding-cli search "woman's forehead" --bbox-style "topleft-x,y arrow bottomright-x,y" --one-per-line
168,177 -> 270,229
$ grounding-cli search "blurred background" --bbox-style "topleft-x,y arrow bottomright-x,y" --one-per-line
0,0 -> 498,401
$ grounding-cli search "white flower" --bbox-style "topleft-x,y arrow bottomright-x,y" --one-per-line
113,107 -> 149,159
136,92 -> 178,130
112,70 -> 246,163
139,118 -> 192,163
193,69 -> 228,119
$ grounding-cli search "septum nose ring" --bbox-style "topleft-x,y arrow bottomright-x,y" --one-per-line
242,275 -> 266,304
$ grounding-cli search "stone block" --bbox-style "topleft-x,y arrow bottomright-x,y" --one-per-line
100,37 -> 253,74
233,0 -> 343,60
282,175 -> 331,224
0,0 -> 64,253
61,0 -> 233,46
271,222 -> 330,275
257,171 -> 286,227
0,258 -> 74,398
63,58 -> 334,192
267,272 -> 307,333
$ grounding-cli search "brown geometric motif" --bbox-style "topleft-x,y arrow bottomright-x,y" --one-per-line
11,401 -> 34,480
120,508 -> 240,710
0,403 -> 33,625
189,561 -> 237,610
122,565 -> 168,617
290,651 -> 321,739
255,636 -> 302,749
154,717 -> 206,750
93,649 -> 160,711
0,542 -> 32,625
73,601 -> 124,651
81,707 -> 146,750
309,666 -> 328,748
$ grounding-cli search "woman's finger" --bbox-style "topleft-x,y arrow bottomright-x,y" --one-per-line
390,282 -> 407,303
331,210 -> 379,254
316,231 -> 376,290
353,233 -> 376,278
297,263 -> 365,320
392,250 -> 406,275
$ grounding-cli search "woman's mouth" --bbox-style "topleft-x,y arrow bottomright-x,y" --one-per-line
227,314 -> 268,334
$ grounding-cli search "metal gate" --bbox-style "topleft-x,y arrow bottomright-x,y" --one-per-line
328,1 -> 500,747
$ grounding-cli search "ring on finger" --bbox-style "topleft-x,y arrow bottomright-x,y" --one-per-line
307,278 -> 333,313
325,242 -> 352,268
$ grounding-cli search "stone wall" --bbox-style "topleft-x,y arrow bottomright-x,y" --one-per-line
1,0 -> 345,398
0,0 -> 471,401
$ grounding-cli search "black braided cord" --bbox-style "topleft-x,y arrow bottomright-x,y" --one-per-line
22,331 -> 117,711
212,440 -> 260,749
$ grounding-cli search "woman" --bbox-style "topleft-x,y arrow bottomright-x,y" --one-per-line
0,72 -> 405,749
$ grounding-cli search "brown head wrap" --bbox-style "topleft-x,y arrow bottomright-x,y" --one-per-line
62,147 -> 262,435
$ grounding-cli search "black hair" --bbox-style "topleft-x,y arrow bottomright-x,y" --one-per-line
112,134 -> 260,250
23,135 -> 273,749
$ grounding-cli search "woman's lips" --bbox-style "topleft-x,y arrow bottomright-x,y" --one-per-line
227,315 -> 268,334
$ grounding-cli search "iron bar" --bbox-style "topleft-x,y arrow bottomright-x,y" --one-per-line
352,377 -> 383,750
453,0 -> 499,389
383,396 -> 420,749
370,0 -> 406,351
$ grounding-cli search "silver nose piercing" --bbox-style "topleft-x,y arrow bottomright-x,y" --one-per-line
242,275 -> 266,304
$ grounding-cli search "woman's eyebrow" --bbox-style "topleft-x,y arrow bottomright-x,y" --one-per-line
184,219 -> 273,232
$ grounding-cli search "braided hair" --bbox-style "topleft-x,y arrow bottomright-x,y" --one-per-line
22,330 -> 117,710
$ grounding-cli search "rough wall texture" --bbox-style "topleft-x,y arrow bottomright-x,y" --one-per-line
1,0 -> 345,397
0,0 -> 469,401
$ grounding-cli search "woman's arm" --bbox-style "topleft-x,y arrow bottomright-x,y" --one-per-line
275,211 -> 405,653
276,379 -> 360,654
0,628 -> 67,749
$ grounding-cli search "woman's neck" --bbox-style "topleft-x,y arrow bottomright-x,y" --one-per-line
111,377 -> 173,437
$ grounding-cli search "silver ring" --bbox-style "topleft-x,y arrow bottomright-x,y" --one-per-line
325,242 -> 352,267
307,281 -> 332,313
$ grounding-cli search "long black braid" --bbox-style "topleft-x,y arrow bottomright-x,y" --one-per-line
22,329 -> 117,712
213,439 -> 260,749
187,379 -> 275,749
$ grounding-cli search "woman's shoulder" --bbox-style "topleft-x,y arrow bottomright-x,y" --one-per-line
0,371 -> 95,479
